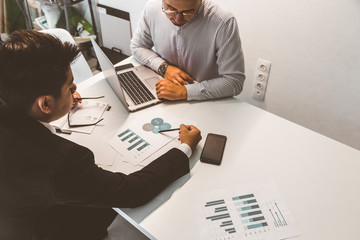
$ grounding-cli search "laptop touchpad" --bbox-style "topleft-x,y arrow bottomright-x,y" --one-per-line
144,77 -> 158,90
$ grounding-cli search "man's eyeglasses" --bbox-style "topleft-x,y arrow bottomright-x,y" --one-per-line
162,2 -> 197,21
67,112 -> 104,128
67,96 -> 105,128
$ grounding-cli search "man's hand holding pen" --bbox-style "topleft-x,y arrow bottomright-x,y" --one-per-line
178,124 -> 202,152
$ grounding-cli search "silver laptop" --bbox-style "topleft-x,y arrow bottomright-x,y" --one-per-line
114,209 -> 157,240
91,39 -> 162,112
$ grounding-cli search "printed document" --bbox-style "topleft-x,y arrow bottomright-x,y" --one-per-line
191,181 -> 301,240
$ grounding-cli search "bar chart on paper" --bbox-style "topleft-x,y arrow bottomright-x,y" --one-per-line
116,128 -> 153,157
193,182 -> 301,240
203,198 -> 238,237
107,112 -> 193,165
233,194 -> 269,233
202,194 -> 271,239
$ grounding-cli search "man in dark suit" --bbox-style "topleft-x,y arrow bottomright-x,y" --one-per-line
0,31 -> 202,240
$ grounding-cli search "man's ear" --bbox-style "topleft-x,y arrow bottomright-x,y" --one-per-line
35,95 -> 53,114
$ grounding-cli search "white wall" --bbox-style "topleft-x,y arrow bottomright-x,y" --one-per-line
221,0 -> 360,151
97,0 -> 360,150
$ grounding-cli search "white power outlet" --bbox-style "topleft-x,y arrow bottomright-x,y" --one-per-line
252,59 -> 271,101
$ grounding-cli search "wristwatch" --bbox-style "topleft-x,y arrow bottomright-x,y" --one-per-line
158,63 -> 168,77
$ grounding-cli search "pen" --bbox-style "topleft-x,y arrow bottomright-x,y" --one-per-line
158,128 -> 180,133
158,127 -> 191,133
74,96 -> 105,100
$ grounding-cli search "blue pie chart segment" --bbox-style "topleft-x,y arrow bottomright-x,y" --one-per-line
152,128 -> 160,134
151,118 -> 164,126
159,123 -> 171,131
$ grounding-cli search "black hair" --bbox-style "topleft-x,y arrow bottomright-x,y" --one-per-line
0,30 -> 80,112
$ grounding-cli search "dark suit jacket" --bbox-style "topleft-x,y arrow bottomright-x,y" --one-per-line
0,106 -> 189,240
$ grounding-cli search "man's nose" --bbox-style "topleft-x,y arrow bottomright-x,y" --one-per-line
174,13 -> 184,23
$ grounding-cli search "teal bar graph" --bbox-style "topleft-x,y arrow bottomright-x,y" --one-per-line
205,199 -> 225,207
234,199 -> 258,207
206,213 -> 230,221
202,192 -> 278,238
241,216 -> 265,224
118,129 -> 130,137
137,142 -> 149,151
127,139 -> 144,151
245,222 -> 268,230
129,135 -> 139,143
240,210 -> 262,217
215,206 -> 228,213
215,207 -> 227,211
121,132 -> 135,141
220,220 -> 233,227
233,194 -> 269,232
232,194 -> 255,201
240,204 -> 260,211
225,228 -> 236,234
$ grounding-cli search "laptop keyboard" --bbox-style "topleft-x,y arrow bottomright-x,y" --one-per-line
117,70 -> 156,105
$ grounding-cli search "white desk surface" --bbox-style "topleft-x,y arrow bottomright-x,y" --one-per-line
71,59 -> 360,240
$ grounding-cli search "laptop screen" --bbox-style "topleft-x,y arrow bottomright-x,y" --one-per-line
91,38 -> 130,111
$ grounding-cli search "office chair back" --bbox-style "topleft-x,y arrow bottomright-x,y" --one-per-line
40,28 -> 93,84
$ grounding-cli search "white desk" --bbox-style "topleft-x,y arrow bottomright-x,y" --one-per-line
71,62 -> 360,240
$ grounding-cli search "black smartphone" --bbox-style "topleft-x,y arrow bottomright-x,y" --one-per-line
200,133 -> 227,165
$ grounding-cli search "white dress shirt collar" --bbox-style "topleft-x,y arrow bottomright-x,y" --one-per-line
38,120 -> 57,134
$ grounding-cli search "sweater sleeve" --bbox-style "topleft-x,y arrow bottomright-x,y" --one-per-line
186,17 -> 245,100
130,3 -> 166,72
